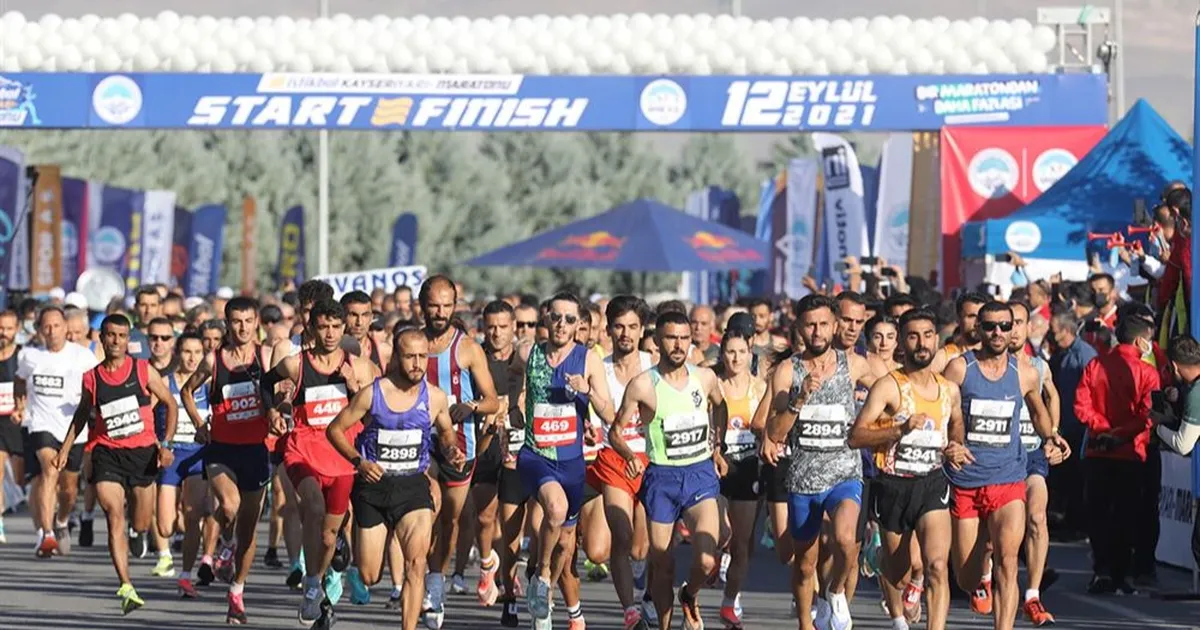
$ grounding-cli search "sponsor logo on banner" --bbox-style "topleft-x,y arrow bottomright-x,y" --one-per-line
92,75 -> 143,125
915,79 -> 1042,125
30,166 -> 63,294
256,73 -> 523,95
1004,221 -> 1042,253
685,231 -> 762,263
62,222 -> 79,266
92,227 -> 126,265
317,266 -> 428,298
967,148 -> 1019,198
720,80 -> 878,129
1031,148 -> 1078,192
0,76 -> 41,127
537,232 -> 625,262
885,204 -> 910,258
640,79 -> 687,126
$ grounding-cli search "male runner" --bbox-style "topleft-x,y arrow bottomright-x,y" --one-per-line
18,305 -> 99,557
942,302 -> 1066,630
181,297 -> 277,624
418,275 -> 500,629
127,286 -> 160,359
609,310 -> 725,630
146,316 -> 177,571
343,290 -> 391,369
763,294 -> 875,630
517,291 -> 614,628
848,309 -> 966,630
0,311 -> 20,544
933,291 -> 988,372
57,314 -> 177,614
326,327 -> 465,630
265,298 -> 377,626
586,295 -> 657,630
156,331 -> 214,598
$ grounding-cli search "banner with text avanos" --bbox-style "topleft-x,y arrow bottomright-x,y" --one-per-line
0,72 -> 1108,131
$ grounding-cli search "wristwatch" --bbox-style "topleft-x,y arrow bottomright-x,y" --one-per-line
350,456 -> 363,468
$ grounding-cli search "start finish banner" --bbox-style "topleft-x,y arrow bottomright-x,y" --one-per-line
0,72 -> 1107,131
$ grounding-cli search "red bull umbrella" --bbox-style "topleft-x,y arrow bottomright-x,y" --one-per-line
464,199 -> 768,272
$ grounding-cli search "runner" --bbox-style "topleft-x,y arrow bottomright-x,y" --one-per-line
56,314 -> 178,614
583,295 -> 657,630
146,316 -> 178,574
181,297 -> 277,625
1009,301 -> 1064,626
17,305 -> 100,557
714,321 -> 767,630
517,291 -> 614,629
0,311 -> 20,544
609,310 -> 725,630
848,308 -> 965,630
762,294 -> 876,630
942,302 -> 1066,630
418,275 -> 500,630
156,331 -> 214,599
325,327 -> 466,630
264,298 -> 377,627
933,291 -> 988,372
342,290 -> 391,370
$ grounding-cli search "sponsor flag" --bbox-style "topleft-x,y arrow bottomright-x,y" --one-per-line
875,134 -> 914,272
29,165 -> 62,294
88,185 -> 140,281
276,205 -> 305,289
909,132 -> 942,286
60,177 -> 89,291
317,265 -> 427,298
860,164 -> 881,252
683,188 -> 740,304
185,204 -> 226,297
748,175 -> 785,297
0,147 -> 24,304
170,206 -> 192,289
812,133 -> 870,283
780,159 -> 820,298
939,125 -> 1105,286
389,213 -> 419,267
139,190 -> 176,285
241,196 -> 256,295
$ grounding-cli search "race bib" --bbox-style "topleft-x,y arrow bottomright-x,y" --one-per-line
967,399 -> 1015,447
302,383 -> 348,427
618,423 -> 647,454
506,426 -> 525,454
0,382 -> 14,415
221,381 -> 263,423
662,411 -> 709,461
101,395 -> 144,440
795,404 -> 848,451
171,393 -> 206,444
724,425 -> 757,460
532,403 -> 578,449
33,373 -> 65,398
894,427 -> 945,475
1018,407 -> 1040,451
377,428 -> 422,474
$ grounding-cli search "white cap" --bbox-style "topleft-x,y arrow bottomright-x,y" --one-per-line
64,291 -> 89,310
48,287 -> 66,300
216,286 -> 234,299
183,296 -> 205,310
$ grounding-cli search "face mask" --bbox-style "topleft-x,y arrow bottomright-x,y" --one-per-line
1094,293 -> 1109,308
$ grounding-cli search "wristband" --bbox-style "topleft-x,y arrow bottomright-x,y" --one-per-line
161,440 -> 173,449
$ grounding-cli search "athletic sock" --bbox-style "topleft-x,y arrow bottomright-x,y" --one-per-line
981,571 -> 992,584
567,603 -> 582,619
159,549 -> 172,559
230,582 -> 245,596
180,571 -> 191,581
1025,588 -> 1040,602
909,575 -> 924,589
80,509 -> 95,522
201,554 -> 213,565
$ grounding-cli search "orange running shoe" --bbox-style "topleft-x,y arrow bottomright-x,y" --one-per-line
36,534 -> 58,558
1023,597 -> 1056,626
970,580 -> 993,616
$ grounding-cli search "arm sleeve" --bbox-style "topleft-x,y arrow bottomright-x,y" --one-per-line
1159,420 -> 1200,455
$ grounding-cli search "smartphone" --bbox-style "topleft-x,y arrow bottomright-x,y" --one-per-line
995,253 -> 1012,263
834,261 -> 849,273
1151,391 -> 1167,413
880,267 -> 898,277
860,256 -> 878,266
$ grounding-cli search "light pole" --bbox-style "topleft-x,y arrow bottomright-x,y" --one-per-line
317,0 -> 331,276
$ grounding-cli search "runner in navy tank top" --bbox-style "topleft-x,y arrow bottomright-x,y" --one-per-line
941,302 -> 1066,630
341,290 -> 391,372
327,327 -> 463,630
417,275 -> 500,628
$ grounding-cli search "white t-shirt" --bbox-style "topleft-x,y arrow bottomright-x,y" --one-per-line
17,344 -> 101,443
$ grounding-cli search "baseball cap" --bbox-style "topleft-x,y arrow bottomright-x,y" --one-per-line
64,292 -> 89,310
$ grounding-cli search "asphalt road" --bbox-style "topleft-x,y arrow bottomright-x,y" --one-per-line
2,512 -> 1200,629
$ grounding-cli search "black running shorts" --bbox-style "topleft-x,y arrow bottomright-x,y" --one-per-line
352,474 -> 434,529
25,430 -> 84,477
871,473 -> 951,535
759,457 -> 791,504
90,444 -> 158,488
720,456 -> 762,502
498,466 -> 528,506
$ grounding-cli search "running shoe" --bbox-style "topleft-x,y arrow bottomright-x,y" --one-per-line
624,607 -> 649,630
1023,597 -> 1056,626
330,532 -> 351,572
215,544 -> 235,584
54,523 -> 71,556
718,552 -> 731,585
1114,579 -> 1137,596
286,559 -> 305,590
263,547 -> 283,569
314,598 -> 336,630
0,517 -> 6,544
425,583 -> 446,630
813,597 -> 833,629
386,588 -> 403,610
130,530 -> 147,559
527,576 -> 552,621
226,590 -> 247,625
324,569 -> 344,606
583,559 -> 609,582
861,528 -> 882,578
500,599 -> 519,627
450,573 -> 468,595
1087,574 -> 1116,595
197,560 -> 216,586
719,599 -> 744,629
468,545 -> 481,567
632,559 -> 647,591
117,583 -> 144,615
78,519 -> 94,547
970,580 -> 993,615
902,580 -> 923,624
678,583 -> 704,630
300,585 -> 324,627
641,590 -> 658,627
35,533 -> 57,558
177,577 -> 200,599
477,563 -> 500,607
152,554 -> 176,577
347,566 -> 371,605
568,615 -> 586,630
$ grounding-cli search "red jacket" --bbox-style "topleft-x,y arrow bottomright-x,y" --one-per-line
1074,344 -> 1161,462
1157,230 -> 1191,312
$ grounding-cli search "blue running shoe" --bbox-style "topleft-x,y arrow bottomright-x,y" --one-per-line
347,567 -> 371,605
324,569 -> 344,606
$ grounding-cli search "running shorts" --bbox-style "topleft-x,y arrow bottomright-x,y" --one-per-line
720,456 -> 762,502
1026,447 -> 1050,479
950,481 -> 1026,520
517,449 -> 586,527
640,460 -> 721,525
472,436 -> 504,486
204,442 -> 271,492
759,457 -> 791,503
352,474 -> 433,529
586,447 -> 645,498
286,461 -> 354,515
433,449 -> 476,487
25,430 -> 84,476
872,473 -> 950,534
159,443 -> 206,487
90,444 -> 158,488
857,477 -> 874,543
787,479 -> 863,542
0,417 -> 22,455
266,434 -> 284,467
498,466 -> 529,506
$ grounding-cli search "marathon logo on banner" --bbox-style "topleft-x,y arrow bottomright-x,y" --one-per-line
915,79 -> 1042,125
317,265 -> 427,299
720,80 -> 879,129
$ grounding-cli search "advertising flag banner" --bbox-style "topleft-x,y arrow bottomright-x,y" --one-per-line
139,190 -> 176,285
683,187 -> 740,304
88,185 -> 140,281
276,205 -> 305,289
317,266 -> 427,299
875,134 -> 914,272
185,204 -> 226,297
60,177 -> 88,291
0,146 -> 24,302
781,159 -> 820,298
812,133 -> 870,283
939,124 -> 1106,286
29,165 -> 62,294
171,206 -> 192,289
389,213 -> 419,267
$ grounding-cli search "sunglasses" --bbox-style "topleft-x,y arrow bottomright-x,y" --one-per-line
149,334 -> 174,342
516,321 -> 537,329
548,313 -> 578,325
980,321 -> 1014,333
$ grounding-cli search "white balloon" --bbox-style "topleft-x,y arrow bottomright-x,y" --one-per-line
751,47 -> 775,73
932,16 -> 951,31
791,17 -> 813,38
690,26 -> 717,51
911,19 -> 934,41
372,30 -> 396,53
829,46 -> 855,73
1,11 -> 27,29
1,57 -> 20,72
387,45 -> 414,71
690,55 -> 712,75
214,51 -> 237,73
830,18 -> 853,41
630,12 -> 653,33
1031,25 -> 1057,53
948,53 -> 973,73
1024,51 -> 1049,72
811,33 -> 836,58
588,43 -> 614,69
789,45 -> 814,72
851,17 -> 869,33
60,18 -> 84,42
333,13 -> 354,28
752,20 -> 774,40
1011,19 -> 1033,35
117,36 -> 139,59
987,20 -> 1013,41
312,43 -> 336,69
908,48 -> 935,73
852,33 -> 876,58
172,48 -> 196,72
390,18 -> 414,36
80,14 -> 100,29
38,12 -> 62,31
868,16 -> 894,42
197,15 -> 218,34
43,32 -> 66,58
870,46 -> 895,72
82,35 -> 104,59
57,45 -> 83,70
291,53 -> 313,73
970,17 -> 990,32
99,48 -> 123,71
134,47 -> 159,71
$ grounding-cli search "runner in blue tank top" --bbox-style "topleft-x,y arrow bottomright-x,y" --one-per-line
516,291 -> 614,627
326,327 -> 463,630
416,275 -> 500,628
941,301 -> 1067,630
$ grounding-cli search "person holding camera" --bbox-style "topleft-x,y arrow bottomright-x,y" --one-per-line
1074,316 -> 1161,595
1154,335 -> 1200,573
